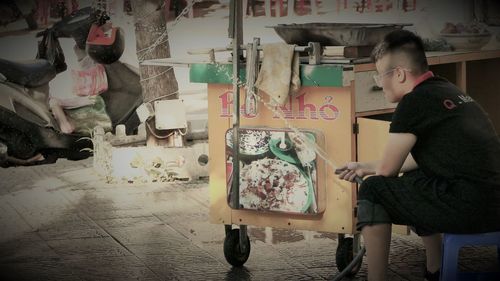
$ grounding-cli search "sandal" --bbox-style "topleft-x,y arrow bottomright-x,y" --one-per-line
424,270 -> 440,281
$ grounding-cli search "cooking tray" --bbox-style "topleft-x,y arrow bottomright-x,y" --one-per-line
269,23 -> 412,46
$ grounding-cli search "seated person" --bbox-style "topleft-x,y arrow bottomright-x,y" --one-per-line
337,30 -> 500,281
49,45 -> 108,134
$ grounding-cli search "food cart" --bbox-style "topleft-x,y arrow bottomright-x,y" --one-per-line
188,2 -> 400,276
146,1 -> 500,278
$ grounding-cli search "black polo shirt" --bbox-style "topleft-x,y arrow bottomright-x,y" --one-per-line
390,76 -> 500,189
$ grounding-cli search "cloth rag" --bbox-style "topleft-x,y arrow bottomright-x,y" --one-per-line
255,43 -> 300,105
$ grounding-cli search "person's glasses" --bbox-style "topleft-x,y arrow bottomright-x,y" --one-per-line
373,68 -> 397,87
373,67 -> 412,87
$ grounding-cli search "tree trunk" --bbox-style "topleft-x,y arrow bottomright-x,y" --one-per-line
131,0 -> 179,146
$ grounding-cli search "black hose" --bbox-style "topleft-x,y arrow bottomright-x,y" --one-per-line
330,175 -> 365,281
354,176 -> 364,185
331,246 -> 366,281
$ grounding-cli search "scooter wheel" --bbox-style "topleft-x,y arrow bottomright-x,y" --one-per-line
0,129 -> 36,160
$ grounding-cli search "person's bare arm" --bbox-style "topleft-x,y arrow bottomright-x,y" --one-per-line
337,133 -> 418,182
400,152 -> 418,173
376,133 -> 416,177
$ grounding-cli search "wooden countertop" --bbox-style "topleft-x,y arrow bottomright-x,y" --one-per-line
354,49 -> 500,72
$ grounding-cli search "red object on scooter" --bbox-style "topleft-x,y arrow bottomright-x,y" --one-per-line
86,23 -> 124,64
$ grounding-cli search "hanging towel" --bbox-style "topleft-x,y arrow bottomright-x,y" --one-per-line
255,43 -> 300,105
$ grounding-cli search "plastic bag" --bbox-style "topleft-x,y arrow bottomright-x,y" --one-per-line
36,29 -> 67,73
71,55 -> 108,97
65,95 -> 112,134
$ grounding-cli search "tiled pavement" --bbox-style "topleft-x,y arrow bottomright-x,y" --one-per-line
0,158 -> 498,281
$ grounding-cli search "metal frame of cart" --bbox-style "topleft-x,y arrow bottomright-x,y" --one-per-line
209,1 -> 364,277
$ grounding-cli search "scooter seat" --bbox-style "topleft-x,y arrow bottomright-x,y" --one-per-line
0,58 -> 57,88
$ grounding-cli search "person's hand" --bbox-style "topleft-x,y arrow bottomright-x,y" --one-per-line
335,162 -> 367,183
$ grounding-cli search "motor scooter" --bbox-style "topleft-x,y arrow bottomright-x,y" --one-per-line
0,7 -> 142,167
0,0 -> 38,30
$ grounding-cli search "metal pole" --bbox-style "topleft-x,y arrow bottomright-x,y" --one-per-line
228,0 -> 250,254
229,0 -> 243,210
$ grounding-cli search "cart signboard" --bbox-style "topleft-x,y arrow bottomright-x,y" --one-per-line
225,128 -> 325,215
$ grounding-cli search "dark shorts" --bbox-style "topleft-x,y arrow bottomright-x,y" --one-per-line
356,170 -> 500,236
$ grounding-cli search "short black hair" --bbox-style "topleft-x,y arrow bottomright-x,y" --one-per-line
371,30 -> 428,74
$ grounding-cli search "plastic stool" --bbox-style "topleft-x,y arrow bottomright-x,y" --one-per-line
440,231 -> 500,281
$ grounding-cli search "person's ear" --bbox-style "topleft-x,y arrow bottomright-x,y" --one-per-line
396,67 -> 406,83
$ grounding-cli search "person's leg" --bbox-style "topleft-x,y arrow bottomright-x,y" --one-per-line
242,0 -> 248,16
64,0 -> 72,15
37,0 -> 49,26
356,176 -> 396,281
71,0 -> 78,13
249,0 -> 256,15
362,224 -> 392,281
49,99 -> 74,134
187,0 -> 193,18
163,0 -> 171,20
287,0 -> 295,16
298,0 -> 305,14
421,233 -> 442,273
265,0 -> 271,17
357,172 -> 455,280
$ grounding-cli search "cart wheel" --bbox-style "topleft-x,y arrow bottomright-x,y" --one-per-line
336,237 -> 363,277
223,229 -> 251,267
